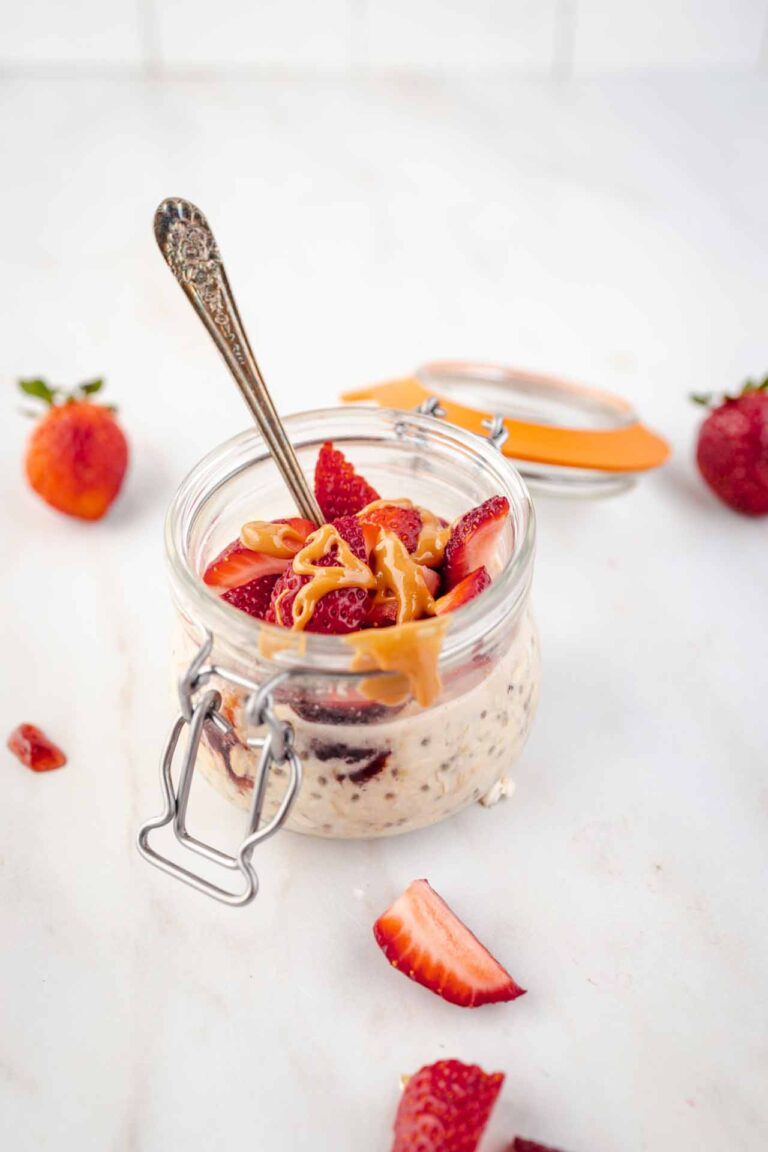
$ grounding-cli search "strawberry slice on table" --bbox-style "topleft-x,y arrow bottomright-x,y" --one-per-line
434,566 -> 490,616
269,515 -> 373,634
203,540 -> 289,591
373,878 -> 525,1008
7,724 -> 67,772
442,496 -> 510,590
510,1140 -> 569,1152
393,1059 -> 504,1152
360,503 -> 422,552
314,440 -> 380,520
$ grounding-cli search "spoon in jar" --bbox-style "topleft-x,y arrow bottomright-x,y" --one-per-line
154,197 -> 324,526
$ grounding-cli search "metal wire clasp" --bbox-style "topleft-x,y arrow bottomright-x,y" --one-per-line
415,396 -> 508,452
137,632 -> 302,906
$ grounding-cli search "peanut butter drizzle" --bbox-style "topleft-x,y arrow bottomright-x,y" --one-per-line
346,616 -> 448,708
282,523 -> 377,631
414,508 -> 451,567
371,532 -> 436,624
240,520 -> 306,557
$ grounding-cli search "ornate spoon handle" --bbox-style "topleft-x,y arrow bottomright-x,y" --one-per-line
154,197 -> 323,525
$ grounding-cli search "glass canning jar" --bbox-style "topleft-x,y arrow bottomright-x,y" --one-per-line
166,406 -> 539,840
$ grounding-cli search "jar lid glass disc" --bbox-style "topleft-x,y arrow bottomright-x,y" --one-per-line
342,360 -> 669,498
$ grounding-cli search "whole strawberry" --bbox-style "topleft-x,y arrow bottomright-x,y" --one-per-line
20,378 -> 128,521
693,377 -> 768,516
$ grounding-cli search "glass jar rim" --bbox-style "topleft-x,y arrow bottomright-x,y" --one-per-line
165,406 -> 536,674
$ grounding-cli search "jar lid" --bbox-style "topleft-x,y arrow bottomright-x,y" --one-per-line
341,360 -> 670,496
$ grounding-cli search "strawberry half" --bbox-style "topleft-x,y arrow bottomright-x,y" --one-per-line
360,503 -> 422,552
269,516 -> 373,634
203,540 -> 289,591
442,496 -> 510,590
373,878 -> 525,1008
222,573 -> 281,620
434,566 -> 490,616
393,1059 -> 504,1152
314,440 -> 380,521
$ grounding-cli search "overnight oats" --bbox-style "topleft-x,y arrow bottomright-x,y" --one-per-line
167,407 -> 539,838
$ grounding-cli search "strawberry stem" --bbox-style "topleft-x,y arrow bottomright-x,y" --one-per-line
690,374 -> 768,408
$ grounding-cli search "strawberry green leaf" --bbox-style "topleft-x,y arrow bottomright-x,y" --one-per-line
79,379 -> 104,395
18,378 -> 58,406
690,392 -> 713,406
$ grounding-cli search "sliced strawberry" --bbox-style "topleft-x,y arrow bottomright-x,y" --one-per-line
223,573 -> 280,620
393,1059 -> 504,1152
314,440 -> 380,521
360,519 -> 381,560
360,503 -> 422,552
365,598 -> 398,628
420,565 -> 441,598
511,1140 -> 568,1152
373,878 -> 525,1008
7,724 -> 67,772
203,540 -> 289,590
270,516 -> 372,634
434,566 -> 491,616
442,496 -> 510,590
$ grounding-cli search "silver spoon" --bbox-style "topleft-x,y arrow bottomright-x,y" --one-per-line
154,197 -> 324,525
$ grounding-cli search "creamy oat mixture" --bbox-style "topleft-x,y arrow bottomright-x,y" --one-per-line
173,610 -> 539,838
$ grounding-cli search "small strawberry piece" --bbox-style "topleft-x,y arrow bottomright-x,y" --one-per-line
420,565 -> 441,598
314,440 -> 380,520
511,1140 -> 568,1152
434,567 -> 491,616
393,1059 -> 504,1152
270,516 -> 372,634
373,878 -> 525,1008
361,504 -> 422,552
21,378 -> 128,521
223,573 -> 280,619
203,540 -> 289,590
442,496 -> 510,590
7,724 -> 67,772
694,385 -> 768,516
365,598 -> 398,629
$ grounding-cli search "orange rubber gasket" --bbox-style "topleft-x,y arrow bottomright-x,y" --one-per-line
341,375 -> 670,474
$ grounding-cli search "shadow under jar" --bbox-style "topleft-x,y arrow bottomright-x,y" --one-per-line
167,407 -> 539,839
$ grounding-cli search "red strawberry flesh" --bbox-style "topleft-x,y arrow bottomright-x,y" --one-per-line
270,516 -> 372,634
696,391 -> 768,516
7,724 -> 67,772
393,1059 -> 504,1152
360,503 -> 422,552
373,878 -> 525,1008
434,566 -> 490,616
203,540 -> 289,590
442,496 -> 510,590
314,440 -> 380,521
223,573 -> 280,620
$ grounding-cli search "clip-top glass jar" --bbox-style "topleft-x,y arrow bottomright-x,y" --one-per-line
141,406 -> 538,902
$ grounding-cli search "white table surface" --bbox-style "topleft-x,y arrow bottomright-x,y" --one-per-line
1,73 -> 767,1152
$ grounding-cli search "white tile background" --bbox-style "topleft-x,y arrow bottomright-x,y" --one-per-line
0,0 -> 767,75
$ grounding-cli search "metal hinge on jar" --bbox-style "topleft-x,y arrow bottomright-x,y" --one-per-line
137,632 -> 302,906
416,395 -> 508,452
